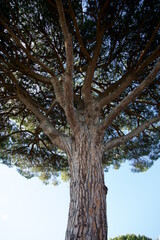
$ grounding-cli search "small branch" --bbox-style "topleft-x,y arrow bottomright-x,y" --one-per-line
39,26 -> 65,72
68,0 -> 90,61
134,100 -> 157,106
137,45 -> 160,74
0,130 -> 34,140
2,55 -> 52,84
46,99 -> 58,117
0,17 -> 56,77
136,20 -> 160,67
12,60 -> 52,84
103,116 -> 160,152
97,0 -> 111,16
20,69 -> 52,84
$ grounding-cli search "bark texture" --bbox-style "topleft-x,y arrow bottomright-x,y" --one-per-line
65,127 -> 108,240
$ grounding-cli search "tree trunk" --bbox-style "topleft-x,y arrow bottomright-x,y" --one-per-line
65,128 -> 108,240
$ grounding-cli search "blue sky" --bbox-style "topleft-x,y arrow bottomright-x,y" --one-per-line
0,160 -> 160,240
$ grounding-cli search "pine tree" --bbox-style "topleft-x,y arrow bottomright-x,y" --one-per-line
0,0 -> 160,238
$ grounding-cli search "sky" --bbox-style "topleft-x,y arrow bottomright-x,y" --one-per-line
0,160 -> 160,240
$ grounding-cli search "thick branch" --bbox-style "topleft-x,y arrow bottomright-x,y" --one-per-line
103,116 -> 160,152
8,73 -> 70,153
55,0 -> 80,132
97,71 -> 136,109
81,26 -> 105,103
39,119 -> 72,154
55,0 -> 73,76
99,60 -> 160,132
80,3 -> 109,103
97,45 -> 160,111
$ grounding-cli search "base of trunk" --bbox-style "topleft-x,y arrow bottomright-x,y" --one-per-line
65,182 -> 108,239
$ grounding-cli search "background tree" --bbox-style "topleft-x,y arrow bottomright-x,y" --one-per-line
0,0 -> 160,239
110,234 -> 152,240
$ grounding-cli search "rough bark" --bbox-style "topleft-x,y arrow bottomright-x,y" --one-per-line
65,127 -> 108,240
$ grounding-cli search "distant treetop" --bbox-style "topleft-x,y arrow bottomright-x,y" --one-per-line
110,234 -> 152,240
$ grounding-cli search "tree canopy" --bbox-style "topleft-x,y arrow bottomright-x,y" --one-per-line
0,0 -> 160,183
